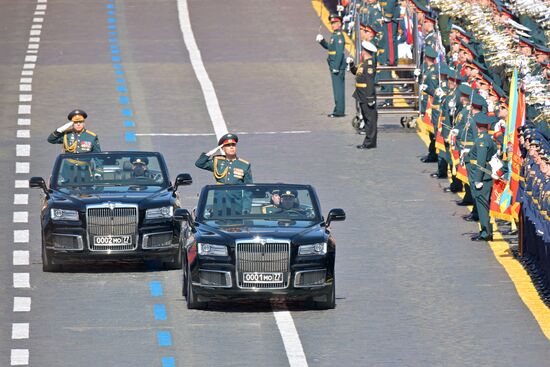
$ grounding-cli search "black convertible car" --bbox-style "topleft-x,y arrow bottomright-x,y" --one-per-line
174,184 -> 346,309
30,152 -> 192,271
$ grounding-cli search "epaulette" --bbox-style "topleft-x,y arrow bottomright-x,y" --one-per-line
238,158 -> 250,165
213,155 -> 226,160
86,130 -> 97,137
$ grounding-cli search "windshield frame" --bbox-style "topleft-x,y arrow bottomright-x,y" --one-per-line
50,151 -> 170,190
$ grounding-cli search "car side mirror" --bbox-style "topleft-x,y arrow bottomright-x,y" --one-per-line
29,176 -> 50,198
173,173 -> 192,193
326,208 -> 346,227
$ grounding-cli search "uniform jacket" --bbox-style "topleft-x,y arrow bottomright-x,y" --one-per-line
47,129 -> 101,153
350,58 -> 377,103
320,31 -> 346,71
469,131 -> 497,183
195,153 -> 253,184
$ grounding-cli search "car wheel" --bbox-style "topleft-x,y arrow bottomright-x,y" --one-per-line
186,265 -> 207,310
42,243 -> 62,272
313,279 -> 335,310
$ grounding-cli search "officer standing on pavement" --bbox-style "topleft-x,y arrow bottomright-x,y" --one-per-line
348,41 -> 378,149
317,14 -> 347,118
195,133 -> 253,184
48,110 -> 101,153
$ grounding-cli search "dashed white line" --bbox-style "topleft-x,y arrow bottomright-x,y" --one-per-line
28,43 -> 39,49
16,162 -> 30,173
20,84 -> 32,92
32,17 -> 43,22
18,118 -> 31,126
36,4 -> 47,10
24,55 -> 37,62
34,11 -> 45,16
12,323 -> 30,339
21,70 -> 34,76
10,349 -> 29,366
13,273 -> 30,288
14,230 -> 30,243
13,297 -> 31,312
31,24 -> 42,29
23,63 -> 36,69
18,105 -> 31,114
15,180 -> 30,188
14,194 -> 29,205
274,311 -> 309,367
13,251 -> 30,266
19,95 -> 32,102
17,130 -> 31,138
13,212 -> 29,223
20,77 -> 33,83
16,144 -> 31,156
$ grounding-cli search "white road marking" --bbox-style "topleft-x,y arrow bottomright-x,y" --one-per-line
32,17 -> 43,22
25,55 -> 38,62
28,37 -> 40,43
16,144 -> 31,156
19,94 -> 32,102
135,130 -> 313,137
14,230 -> 29,243
10,349 -> 29,366
15,180 -> 30,188
34,11 -> 45,16
18,118 -> 31,126
26,50 -> 38,54
16,162 -> 30,173
20,84 -> 32,92
28,43 -> 39,49
20,77 -> 32,83
176,2 -> 309,365
176,0 -> 227,140
36,4 -> 47,10
18,105 -> 31,114
37,0 -> 48,3
30,30 -> 41,36
13,251 -> 30,266
13,297 -> 31,312
13,212 -> 29,223
13,273 -> 30,288
12,323 -> 29,339
31,24 -> 42,29
23,63 -> 36,69
17,130 -> 31,138
21,70 -> 34,76
14,194 -> 29,205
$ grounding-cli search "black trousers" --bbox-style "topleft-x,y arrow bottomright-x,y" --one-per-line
359,102 -> 378,148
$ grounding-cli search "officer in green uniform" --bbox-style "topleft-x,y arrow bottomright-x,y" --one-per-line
430,62 -> 449,178
419,46 -> 440,163
262,189 -> 281,214
469,114 -> 497,241
348,41 -> 378,149
195,133 -> 253,216
317,14 -> 347,117
48,110 -> 102,184
48,110 -> 101,153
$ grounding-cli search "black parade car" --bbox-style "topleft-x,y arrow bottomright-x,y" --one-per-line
174,183 -> 346,309
29,152 -> 192,271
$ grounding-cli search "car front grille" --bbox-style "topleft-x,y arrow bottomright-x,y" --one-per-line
236,241 -> 290,289
86,204 -> 138,251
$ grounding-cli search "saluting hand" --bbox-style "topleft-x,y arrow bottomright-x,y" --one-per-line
56,121 -> 74,133
206,144 -> 223,157
316,34 -> 324,43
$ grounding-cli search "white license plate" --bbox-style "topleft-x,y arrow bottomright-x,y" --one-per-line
242,272 -> 283,283
94,235 -> 132,245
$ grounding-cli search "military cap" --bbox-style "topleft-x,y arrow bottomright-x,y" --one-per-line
518,37 -> 535,49
361,41 -> 377,53
360,22 -> 377,35
534,44 -> 550,55
459,40 -> 477,58
452,25 -> 473,42
67,109 -> 87,122
458,83 -> 474,97
474,113 -> 492,128
281,190 -> 297,198
424,15 -> 436,24
131,157 -> 149,165
218,133 -> 238,146
271,189 -> 281,195
424,46 -> 438,59
411,0 -> 430,14
447,69 -> 464,82
439,63 -> 450,76
328,13 -> 342,22
471,93 -> 488,110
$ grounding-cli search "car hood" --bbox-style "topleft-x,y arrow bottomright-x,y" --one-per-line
195,223 -> 326,244
51,188 -> 172,208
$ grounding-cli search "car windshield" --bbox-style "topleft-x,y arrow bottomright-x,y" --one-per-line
198,185 -> 321,225
53,153 -> 167,188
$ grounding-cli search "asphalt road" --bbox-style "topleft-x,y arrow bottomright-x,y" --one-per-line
1,0 -> 549,366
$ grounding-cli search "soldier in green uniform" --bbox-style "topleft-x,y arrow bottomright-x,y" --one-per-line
430,63 -> 449,178
317,14 -> 347,118
348,41 -> 379,149
48,110 -> 101,153
261,189 -> 281,214
419,46 -> 440,163
469,114 -> 497,241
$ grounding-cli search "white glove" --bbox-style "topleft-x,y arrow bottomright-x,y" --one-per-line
206,144 -> 223,157
489,154 -> 503,172
56,121 -> 73,133
460,148 -> 470,158
346,57 -> 354,65
332,69 -> 340,74
435,87 -> 445,97
336,4 -> 344,12
452,53 -> 458,62
367,101 -> 376,107
450,129 -> 459,136
420,84 -> 428,91
316,34 -> 324,43
343,15 -> 351,23
413,68 -> 421,76
94,173 -> 102,179
348,20 -> 355,29
491,173 -> 500,180
494,119 -> 506,132
475,182 -> 484,189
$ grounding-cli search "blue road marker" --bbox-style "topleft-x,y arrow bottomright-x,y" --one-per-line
111,49 -> 120,54
154,304 -> 167,321
117,85 -> 128,93
162,357 -> 175,367
108,17 -> 117,23
108,38 -> 117,43
113,63 -> 122,69
107,25 -> 117,30
121,108 -> 133,117
107,10 -> 115,15
119,96 -> 129,105
108,31 -> 118,35
106,3 -> 115,9
115,69 -> 124,75
112,56 -> 121,62
116,78 -> 126,83
125,131 -> 136,142
150,281 -> 163,296
124,120 -> 135,127
157,331 -> 172,347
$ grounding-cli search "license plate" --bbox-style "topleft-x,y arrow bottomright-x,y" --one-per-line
242,272 -> 283,283
94,235 -> 132,245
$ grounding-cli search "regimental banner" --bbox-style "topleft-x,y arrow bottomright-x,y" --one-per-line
435,113 -> 446,153
490,179 -> 512,221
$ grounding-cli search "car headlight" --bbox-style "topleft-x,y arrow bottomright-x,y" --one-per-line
146,206 -> 173,219
298,243 -> 327,256
50,208 -> 79,221
198,243 -> 228,256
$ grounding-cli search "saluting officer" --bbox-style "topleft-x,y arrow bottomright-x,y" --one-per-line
317,14 -> 347,118
48,110 -> 101,153
195,133 -> 253,184
348,41 -> 378,149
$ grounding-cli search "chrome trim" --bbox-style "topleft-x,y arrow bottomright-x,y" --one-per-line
142,231 -> 176,249
294,269 -> 327,288
86,203 -> 139,252
235,238 -> 290,290
48,233 -> 84,251
193,270 -> 232,288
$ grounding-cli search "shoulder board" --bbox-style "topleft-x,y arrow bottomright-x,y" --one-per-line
213,155 -> 226,160
367,59 -> 374,65
238,158 -> 250,165
86,130 -> 97,137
